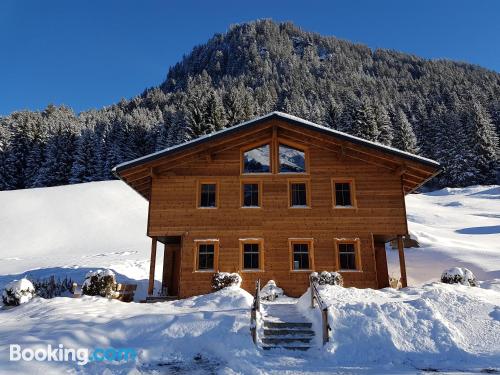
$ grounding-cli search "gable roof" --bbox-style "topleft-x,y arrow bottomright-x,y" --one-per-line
114,111 -> 441,199
114,111 -> 439,174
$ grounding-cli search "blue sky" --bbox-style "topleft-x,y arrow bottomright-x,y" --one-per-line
1,0 -> 499,115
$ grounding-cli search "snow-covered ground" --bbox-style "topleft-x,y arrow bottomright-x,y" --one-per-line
387,185 -> 500,288
0,182 -> 499,373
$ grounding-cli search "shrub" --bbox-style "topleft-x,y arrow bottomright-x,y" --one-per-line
211,272 -> 242,291
441,267 -> 477,286
310,271 -> 343,286
30,276 -> 74,299
2,278 -> 36,306
260,280 -> 283,301
82,269 -> 117,297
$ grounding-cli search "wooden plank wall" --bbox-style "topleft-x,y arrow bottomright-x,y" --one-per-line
148,120 -> 407,298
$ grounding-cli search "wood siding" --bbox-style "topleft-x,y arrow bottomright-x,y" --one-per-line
147,119 -> 408,298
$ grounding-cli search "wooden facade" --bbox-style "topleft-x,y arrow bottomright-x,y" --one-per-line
114,112 -> 441,298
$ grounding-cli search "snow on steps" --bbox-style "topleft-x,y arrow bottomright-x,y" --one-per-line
261,299 -> 315,351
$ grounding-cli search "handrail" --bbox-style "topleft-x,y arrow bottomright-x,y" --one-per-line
309,275 -> 331,345
250,279 -> 261,344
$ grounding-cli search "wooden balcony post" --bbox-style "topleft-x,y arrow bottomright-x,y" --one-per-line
162,243 -> 169,295
397,235 -> 408,288
148,237 -> 157,296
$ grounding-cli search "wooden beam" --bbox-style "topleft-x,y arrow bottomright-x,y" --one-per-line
162,243 -> 168,293
397,235 -> 408,288
394,164 -> 407,176
272,125 -> 278,173
148,237 -> 157,295
150,167 -> 158,178
338,145 -> 346,160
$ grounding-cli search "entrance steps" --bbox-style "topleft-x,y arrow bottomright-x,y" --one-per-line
260,300 -> 315,351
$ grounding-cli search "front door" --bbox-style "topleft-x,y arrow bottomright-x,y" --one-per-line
161,237 -> 182,296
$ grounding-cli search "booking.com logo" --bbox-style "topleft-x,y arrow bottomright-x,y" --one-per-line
10,344 -> 137,366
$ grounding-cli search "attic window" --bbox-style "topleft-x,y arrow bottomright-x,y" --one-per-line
242,144 -> 271,173
279,144 -> 306,173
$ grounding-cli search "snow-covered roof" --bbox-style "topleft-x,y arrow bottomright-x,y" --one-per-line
113,111 -> 441,174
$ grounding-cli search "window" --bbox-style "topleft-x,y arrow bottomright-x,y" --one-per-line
240,239 -> 264,271
335,239 -> 361,271
242,144 -> 271,173
194,240 -> 219,271
198,182 -> 218,208
332,179 -> 356,208
289,239 -> 314,271
241,182 -> 261,207
198,244 -> 214,270
289,180 -> 310,207
279,143 -> 306,173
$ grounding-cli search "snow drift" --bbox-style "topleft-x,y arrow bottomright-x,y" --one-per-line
304,283 -> 500,370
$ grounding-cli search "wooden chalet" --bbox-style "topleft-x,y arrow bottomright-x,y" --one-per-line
114,112 -> 441,298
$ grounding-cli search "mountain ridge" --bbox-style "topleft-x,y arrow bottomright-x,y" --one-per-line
0,19 -> 498,190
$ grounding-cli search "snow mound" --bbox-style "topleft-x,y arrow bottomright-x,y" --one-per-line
441,267 -> 477,286
2,278 -> 35,305
172,286 -> 252,310
0,286 -> 256,374
260,280 -> 284,301
315,283 -> 500,369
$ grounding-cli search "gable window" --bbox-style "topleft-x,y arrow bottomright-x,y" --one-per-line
242,144 -> 271,173
289,180 -> 310,207
335,239 -> 361,271
279,143 -> 306,173
198,182 -> 218,208
289,239 -> 314,271
242,181 -> 261,207
332,179 -> 356,208
194,240 -> 219,271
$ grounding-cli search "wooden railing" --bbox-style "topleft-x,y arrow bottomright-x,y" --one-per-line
309,275 -> 331,345
250,279 -> 261,344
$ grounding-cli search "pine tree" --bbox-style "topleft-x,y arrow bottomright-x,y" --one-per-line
374,104 -> 393,146
464,101 -> 498,184
0,120 -> 11,190
3,112 -> 43,189
70,128 -> 100,183
205,91 -> 227,131
392,109 -> 419,154
34,106 -> 80,187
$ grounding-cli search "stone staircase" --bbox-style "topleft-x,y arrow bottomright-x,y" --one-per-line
261,300 -> 315,351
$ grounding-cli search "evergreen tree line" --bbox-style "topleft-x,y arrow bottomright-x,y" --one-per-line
0,20 -> 498,190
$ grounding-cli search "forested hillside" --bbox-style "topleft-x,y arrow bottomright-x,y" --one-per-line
0,20 -> 498,190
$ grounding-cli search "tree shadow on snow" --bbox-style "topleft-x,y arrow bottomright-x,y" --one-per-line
455,225 -> 500,235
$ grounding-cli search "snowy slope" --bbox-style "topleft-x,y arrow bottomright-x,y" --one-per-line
0,181 -> 152,299
387,185 -> 500,286
0,182 -> 499,373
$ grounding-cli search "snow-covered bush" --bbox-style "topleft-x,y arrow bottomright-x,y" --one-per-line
82,269 -> 117,297
30,276 -> 74,298
211,272 -> 242,291
260,280 -> 283,301
441,267 -> 477,286
310,271 -> 343,286
2,278 -> 36,306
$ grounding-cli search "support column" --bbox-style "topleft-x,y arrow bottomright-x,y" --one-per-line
148,237 -> 157,296
162,243 -> 169,295
397,235 -> 408,288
